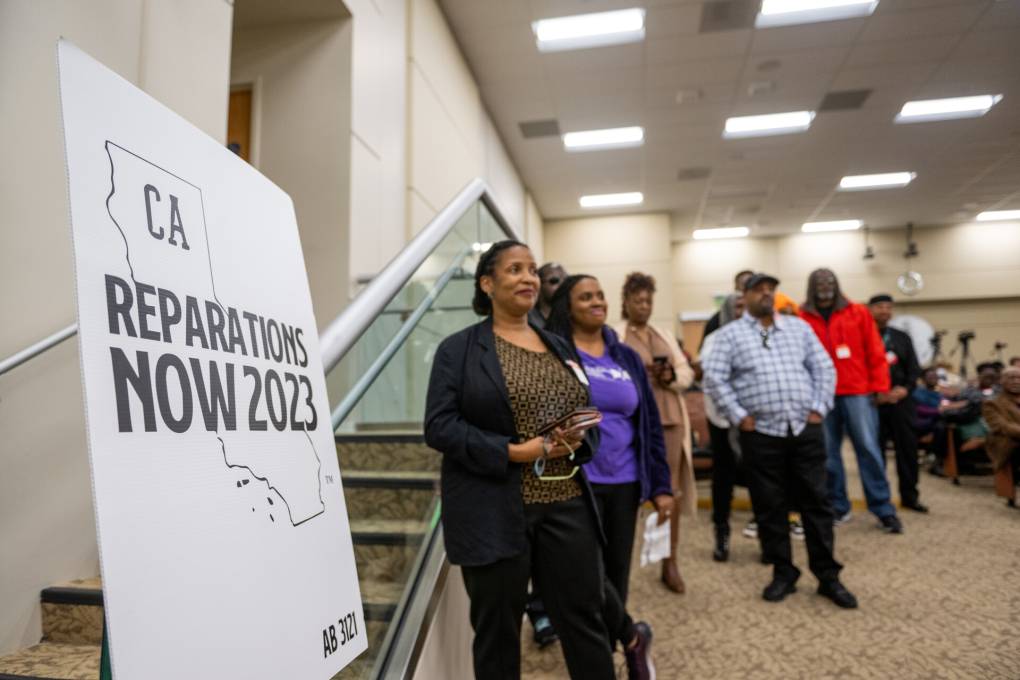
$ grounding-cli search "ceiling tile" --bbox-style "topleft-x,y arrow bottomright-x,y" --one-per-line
857,4 -> 987,42
750,19 -> 868,53
845,34 -> 961,68
647,57 -> 747,89
645,30 -> 752,65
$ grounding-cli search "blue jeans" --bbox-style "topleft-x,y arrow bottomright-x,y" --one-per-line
824,395 -> 896,519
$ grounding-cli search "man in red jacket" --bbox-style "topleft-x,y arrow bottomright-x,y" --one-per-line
800,269 -> 903,534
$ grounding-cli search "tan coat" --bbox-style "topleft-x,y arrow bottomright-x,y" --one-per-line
981,393 -> 1020,470
613,321 -> 697,516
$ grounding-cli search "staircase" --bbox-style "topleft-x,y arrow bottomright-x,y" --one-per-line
0,436 -> 439,680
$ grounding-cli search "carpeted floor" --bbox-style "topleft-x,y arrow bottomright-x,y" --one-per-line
521,451 -> 1020,680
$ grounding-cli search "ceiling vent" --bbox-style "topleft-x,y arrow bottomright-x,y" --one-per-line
677,166 -> 712,181
518,119 -> 561,139
699,0 -> 758,33
819,89 -> 872,112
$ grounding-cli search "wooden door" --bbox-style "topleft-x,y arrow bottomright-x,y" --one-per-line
227,87 -> 252,162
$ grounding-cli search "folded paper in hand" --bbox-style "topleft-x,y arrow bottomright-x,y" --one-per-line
640,512 -> 671,567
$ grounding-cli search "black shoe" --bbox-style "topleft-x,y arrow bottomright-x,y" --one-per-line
817,579 -> 858,609
531,615 -> 558,648
713,524 -> 730,562
902,501 -> 929,514
879,514 -> 903,534
624,621 -> 655,680
762,578 -> 797,602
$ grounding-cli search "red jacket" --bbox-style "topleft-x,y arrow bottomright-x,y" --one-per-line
800,302 -> 890,396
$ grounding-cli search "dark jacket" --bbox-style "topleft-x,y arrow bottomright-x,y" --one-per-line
879,325 -> 921,393
423,317 -> 601,566
598,326 -> 673,502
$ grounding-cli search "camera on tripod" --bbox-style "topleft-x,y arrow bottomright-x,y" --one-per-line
957,330 -> 975,343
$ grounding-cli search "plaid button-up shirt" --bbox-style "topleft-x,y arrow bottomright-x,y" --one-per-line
702,312 -> 836,437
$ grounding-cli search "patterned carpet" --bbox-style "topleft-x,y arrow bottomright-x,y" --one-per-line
521,451 -> 1020,680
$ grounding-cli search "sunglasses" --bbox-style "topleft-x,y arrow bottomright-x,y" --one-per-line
760,328 -> 772,349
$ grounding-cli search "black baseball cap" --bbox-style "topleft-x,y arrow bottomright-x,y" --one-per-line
743,272 -> 780,291
868,293 -> 893,305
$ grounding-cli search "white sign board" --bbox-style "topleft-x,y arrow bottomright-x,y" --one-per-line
58,41 -> 365,678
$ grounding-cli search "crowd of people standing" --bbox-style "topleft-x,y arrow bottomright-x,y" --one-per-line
423,240 -> 1007,680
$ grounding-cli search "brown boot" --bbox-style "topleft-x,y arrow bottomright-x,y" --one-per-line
661,558 -> 685,593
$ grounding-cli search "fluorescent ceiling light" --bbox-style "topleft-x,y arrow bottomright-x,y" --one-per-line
976,209 -> 1020,222
895,94 -> 1003,123
533,8 -> 646,53
563,126 -> 644,152
579,192 -> 644,209
802,219 -> 863,233
692,227 -> 750,240
724,110 -> 816,139
838,172 -> 916,191
756,0 -> 879,28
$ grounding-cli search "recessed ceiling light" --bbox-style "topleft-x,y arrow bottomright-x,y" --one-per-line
895,94 -> 1004,124
838,172 -> 916,191
724,110 -> 816,139
802,219 -> 863,233
756,0 -> 879,28
976,209 -> 1020,222
563,126 -> 644,152
533,8 -> 646,53
692,226 -> 750,240
579,192 -> 644,209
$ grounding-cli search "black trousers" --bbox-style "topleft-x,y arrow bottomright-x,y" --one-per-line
739,424 -> 842,583
460,495 -> 615,680
878,397 -> 920,505
709,422 -> 740,528
590,481 -> 641,605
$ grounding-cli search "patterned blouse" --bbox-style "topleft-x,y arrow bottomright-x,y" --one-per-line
494,335 -> 586,504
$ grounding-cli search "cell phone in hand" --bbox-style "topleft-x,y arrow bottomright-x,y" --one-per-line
537,407 -> 601,437
653,355 -> 669,366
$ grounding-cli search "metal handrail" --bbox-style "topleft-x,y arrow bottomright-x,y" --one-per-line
0,324 -> 78,376
319,178 -> 517,375
330,247 -> 472,431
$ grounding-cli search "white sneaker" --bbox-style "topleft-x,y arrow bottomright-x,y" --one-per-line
833,511 -> 853,527
789,519 -> 805,540
742,521 -> 758,539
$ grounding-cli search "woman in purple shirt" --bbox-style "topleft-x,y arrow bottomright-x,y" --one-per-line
547,275 -> 673,607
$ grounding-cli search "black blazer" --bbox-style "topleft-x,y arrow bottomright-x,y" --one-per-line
424,317 -> 601,566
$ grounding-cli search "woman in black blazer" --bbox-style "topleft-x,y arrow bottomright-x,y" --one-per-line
424,241 -> 652,680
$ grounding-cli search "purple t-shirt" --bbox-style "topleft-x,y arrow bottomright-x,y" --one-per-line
578,348 -> 639,484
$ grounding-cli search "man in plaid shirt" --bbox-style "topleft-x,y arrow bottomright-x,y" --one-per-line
703,273 -> 857,608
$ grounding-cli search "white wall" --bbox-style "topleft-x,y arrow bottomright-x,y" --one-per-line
407,0 -> 526,239
0,0 -> 233,655
524,193 -> 544,261
670,220 -> 1020,360
231,16 -> 353,331
544,213 -> 675,331
346,0 -> 408,281
411,567 -> 473,680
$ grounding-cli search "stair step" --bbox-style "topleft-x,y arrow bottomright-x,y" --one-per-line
350,518 -> 427,545
336,436 -> 438,473
343,471 -> 438,523
342,469 -> 438,489
39,580 -> 103,647
0,642 -> 99,680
